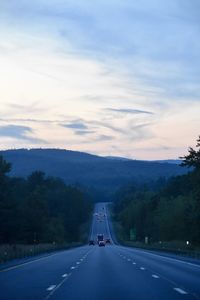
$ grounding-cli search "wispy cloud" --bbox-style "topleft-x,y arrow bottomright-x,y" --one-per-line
105,108 -> 154,115
0,0 -> 200,159
95,135 -> 114,141
62,122 -> 88,130
75,130 -> 95,136
0,125 -> 45,143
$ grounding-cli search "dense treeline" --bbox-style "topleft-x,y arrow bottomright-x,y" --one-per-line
0,156 -> 93,244
114,137 -> 200,246
1,148 -> 186,201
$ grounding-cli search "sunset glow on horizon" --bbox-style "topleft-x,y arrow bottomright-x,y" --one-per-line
0,0 -> 200,160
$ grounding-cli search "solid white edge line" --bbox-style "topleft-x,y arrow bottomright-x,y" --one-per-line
152,275 -> 159,278
0,248 -> 90,273
119,246 -> 200,268
174,288 -> 188,294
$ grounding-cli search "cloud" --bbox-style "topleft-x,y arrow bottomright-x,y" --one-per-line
95,135 -> 114,141
0,0 -> 200,159
75,130 -> 95,135
61,122 -> 88,130
6,101 -> 45,113
88,120 -> 126,134
0,125 -> 32,138
105,108 -> 154,115
0,118 -> 55,124
0,125 -> 45,143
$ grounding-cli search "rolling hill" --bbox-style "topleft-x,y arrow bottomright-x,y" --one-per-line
0,149 -> 187,200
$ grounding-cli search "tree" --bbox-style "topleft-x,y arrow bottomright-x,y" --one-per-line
181,136 -> 200,169
0,156 -> 11,182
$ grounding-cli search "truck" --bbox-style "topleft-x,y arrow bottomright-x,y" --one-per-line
97,234 -> 105,246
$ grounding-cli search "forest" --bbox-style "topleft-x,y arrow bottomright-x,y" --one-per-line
1,148 -> 186,202
113,136 -> 200,246
0,156 -> 93,245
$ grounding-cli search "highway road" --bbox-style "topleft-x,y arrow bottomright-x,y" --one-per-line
0,202 -> 200,300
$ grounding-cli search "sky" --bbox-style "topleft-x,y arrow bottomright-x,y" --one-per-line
0,0 -> 200,160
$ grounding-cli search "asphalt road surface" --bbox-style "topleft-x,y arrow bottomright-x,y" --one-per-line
0,202 -> 200,300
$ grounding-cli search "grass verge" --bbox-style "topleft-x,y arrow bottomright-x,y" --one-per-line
0,242 -> 83,264
112,217 -> 200,259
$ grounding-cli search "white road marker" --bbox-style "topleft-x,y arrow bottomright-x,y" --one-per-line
76,262 -> 80,265
140,267 -> 145,270
132,262 -> 136,265
174,288 -> 188,295
47,285 -> 56,291
70,266 -> 76,270
45,273 -> 72,300
127,259 -> 131,261
127,248 -> 200,268
152,275 -> 159,279
62,274 -> 68,278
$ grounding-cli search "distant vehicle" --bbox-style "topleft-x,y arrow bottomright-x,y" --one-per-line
89,240 -> 95,245
97,234 -> 105,246
105,238 -> 111,244
98,241 -> 105,247
97,234 -> 104,242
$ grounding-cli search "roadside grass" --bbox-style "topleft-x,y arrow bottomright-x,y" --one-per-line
120,240 -> 200,259
0,242 -> 83,264
0,212 -> 93,264
111,214 -> 200,259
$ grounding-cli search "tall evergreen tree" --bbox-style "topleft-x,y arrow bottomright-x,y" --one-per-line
181,135 -> 200,169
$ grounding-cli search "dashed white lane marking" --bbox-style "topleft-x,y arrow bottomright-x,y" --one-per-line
174,288 -> 188,295
47,285 -> 56,291
121,247 -> 200,269
152,275 -> 159,279
70,266 -> 76,270
76,262 -> 80,265
62,274 -> 68,278
132,262 -> 136,265
127,259 -> 131,261
140,267 -> 145,270
45,273 -> 72,300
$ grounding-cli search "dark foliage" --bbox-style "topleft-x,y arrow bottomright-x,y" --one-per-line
181,135 -> 200,169
0,157 -> 93,244
114,137 -> 200,246
0,149 -> 187,201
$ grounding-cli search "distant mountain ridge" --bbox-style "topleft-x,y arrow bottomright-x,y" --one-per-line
0,149 -> 187,200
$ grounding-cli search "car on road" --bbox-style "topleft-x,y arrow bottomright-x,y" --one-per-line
105,238 -> 111,244
89,240 -> 95,245
98,241 -> 105,247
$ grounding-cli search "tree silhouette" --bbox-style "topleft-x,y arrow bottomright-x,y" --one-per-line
181,136 -> 200,169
